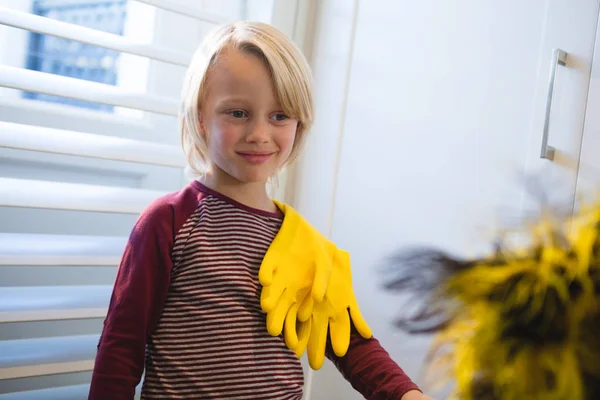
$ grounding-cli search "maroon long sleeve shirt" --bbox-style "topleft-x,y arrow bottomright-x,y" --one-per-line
88,180 -> 420,399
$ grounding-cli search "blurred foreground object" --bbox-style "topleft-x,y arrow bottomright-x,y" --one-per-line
381,196 -> 600,400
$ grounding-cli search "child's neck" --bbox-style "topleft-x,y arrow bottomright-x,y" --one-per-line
200,168 -> 277,213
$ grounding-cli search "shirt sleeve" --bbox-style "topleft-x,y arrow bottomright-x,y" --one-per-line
326,325 -> 421,400
88,198 -> 175,400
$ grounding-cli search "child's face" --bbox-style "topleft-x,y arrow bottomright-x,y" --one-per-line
199,48 -> 298,184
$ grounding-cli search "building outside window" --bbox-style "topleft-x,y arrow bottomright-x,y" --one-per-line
24,0 -> 129,111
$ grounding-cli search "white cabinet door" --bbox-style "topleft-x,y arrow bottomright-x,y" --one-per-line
521,0 -> 600,216
298,1 -> 600,399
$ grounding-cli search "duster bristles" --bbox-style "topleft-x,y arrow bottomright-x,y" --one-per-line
382,200 -> 600,400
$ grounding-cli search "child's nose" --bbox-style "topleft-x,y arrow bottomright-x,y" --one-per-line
245,121 -> 270,143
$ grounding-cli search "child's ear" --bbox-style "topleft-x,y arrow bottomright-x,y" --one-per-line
198,113 -> 206,136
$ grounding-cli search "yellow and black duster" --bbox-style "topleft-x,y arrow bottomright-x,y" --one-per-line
382,202 -> 600,400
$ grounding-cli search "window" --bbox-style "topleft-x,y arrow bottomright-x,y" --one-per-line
24,0 -> 129,111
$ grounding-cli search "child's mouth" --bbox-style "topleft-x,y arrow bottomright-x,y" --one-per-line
237,152 -> 275,164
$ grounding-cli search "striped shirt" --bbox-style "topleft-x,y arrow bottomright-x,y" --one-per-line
89,181 -> 420,400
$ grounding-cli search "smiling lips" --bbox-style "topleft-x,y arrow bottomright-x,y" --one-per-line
237,151 -> 275,164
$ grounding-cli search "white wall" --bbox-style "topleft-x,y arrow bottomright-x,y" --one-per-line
297,1 -> 599,399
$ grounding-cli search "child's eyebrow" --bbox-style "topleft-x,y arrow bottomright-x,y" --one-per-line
216,96 -> 286,111
215,96 -> 251,106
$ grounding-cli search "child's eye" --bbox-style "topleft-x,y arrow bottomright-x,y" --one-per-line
229,110 -> 248,118
271,113 -> 288,121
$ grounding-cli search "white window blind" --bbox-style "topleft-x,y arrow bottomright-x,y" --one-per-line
0,0 -> 305,398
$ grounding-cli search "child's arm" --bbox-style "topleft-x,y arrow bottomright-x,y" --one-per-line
326,325 -> 422,400
88,200 -> 174,400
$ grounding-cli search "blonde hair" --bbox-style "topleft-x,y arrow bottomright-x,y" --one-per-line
180,21 -> 314,176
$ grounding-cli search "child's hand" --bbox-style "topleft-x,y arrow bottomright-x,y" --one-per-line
401,390 -> 435,400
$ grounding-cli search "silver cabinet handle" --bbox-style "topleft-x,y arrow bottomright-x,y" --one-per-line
540,48 -> 568,160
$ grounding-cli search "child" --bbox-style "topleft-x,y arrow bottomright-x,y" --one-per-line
88,21 -> 430,400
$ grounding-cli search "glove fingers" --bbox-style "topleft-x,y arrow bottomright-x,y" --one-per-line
307,314 -> 328,371
260,280 -> 285,313
258,259 -> 275,286
294,318 -> 311,358
265,290 -> 292,336
329,311 -> 351,357
297,289 -> 313,322
311,248 -> 332,303
349,305 -> 373,339
284,302 -> 299,350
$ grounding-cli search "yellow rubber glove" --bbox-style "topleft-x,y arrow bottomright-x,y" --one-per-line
293,243 -> 373,370
284,299 -> 312,356
259,200 -> 333,348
